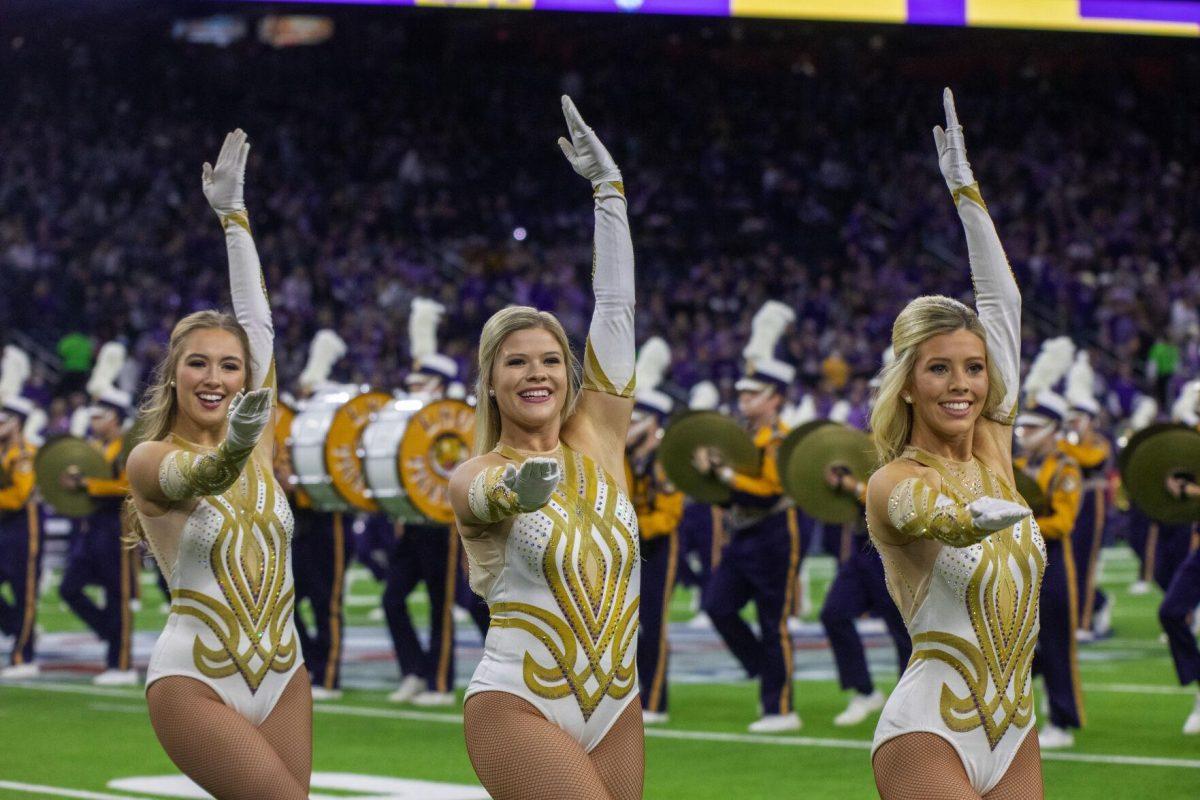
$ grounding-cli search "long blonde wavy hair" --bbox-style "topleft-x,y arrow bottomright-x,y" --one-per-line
473,306 -> 581,455
869,295 -> 1007,465
125,310 -> 253,545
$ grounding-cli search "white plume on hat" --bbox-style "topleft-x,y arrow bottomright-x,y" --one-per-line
1023,336 -> 1075,399
829,399 -> 851,424
1129,395 -> 1159,432
409,297 -> 446,361
0,345 -> 31,405
1065,349 -> 1100,415
87,342 -> 126,398
635,337 -> 670,392
69,405 -> 94,437
298,329 -> 348,392
23,408 -> 47,447
1171,380 -> 1200,427
781,394 -> 817,428
742,300 -> 796,363
688,381 -> 720,411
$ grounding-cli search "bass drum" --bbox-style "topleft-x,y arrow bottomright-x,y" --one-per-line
290,386 -> 391,512
362,398 -> 474,524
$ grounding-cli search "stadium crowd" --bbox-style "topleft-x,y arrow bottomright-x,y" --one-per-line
2,7 -> 1198,429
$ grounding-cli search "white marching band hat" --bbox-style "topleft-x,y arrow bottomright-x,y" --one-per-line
634,336 -> 673,418
410,353 -> 459,382
737,301 -> 796,394
1016,391 -> 1070,427
735,357 -> 795,393
0,345 -> 34,422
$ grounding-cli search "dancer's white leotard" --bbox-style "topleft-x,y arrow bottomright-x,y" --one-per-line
872,448 -> 1046,795
142,439 -> 301,726
463,442 -> 641,752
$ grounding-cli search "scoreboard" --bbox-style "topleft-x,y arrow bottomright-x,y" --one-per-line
228,0 -> 1200,36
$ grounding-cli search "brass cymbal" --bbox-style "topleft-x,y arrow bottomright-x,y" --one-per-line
782,423 -> 875,524
1123,428 -> 1200,524
1013,469 -> 1048,518
659,411 -> 758,505
776,419 -> 835,486
34,435 -> 109,518
1117,422 -> 1188,477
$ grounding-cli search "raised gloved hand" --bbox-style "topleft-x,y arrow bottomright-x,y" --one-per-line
224,387 -> 274,456
503,456 -> 562,512
967,495 -> 1032,532
557,96 -> 622,187
202,128 -> 250,218
932,88 -> 976,192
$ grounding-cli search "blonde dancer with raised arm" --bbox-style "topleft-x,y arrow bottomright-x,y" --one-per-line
866,91 -> 1046,799
126,130 -> 310,799
449,97 -> 642,800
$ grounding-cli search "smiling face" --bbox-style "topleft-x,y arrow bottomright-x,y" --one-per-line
490,327 -> 569,436
173,327 -> 250,436
908,328 -> 989,442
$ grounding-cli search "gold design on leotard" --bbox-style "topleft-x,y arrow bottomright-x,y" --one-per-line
906,450 -> 1045,750
489,444 -> 639,721
170,449 -> 296,693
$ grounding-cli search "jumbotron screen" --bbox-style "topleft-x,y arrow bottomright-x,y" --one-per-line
226,0 -> 1200,37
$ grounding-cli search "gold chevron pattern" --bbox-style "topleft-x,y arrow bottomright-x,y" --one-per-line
490,444 -> 639,720
171,457 -> 296,692
908,453 -> 1046,750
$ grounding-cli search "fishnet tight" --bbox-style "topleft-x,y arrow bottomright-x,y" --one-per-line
873,730 -> 1043,800
146,668 -> 312,800
464,691 -> 644,800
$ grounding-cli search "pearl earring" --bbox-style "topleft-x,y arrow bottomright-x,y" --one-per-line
170,380 -> 177,387
903,395 -> 912,404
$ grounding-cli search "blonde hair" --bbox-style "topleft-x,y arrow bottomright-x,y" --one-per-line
869,295 -> 1007,465
124,310 -> 253,546
473,306 -> 581,455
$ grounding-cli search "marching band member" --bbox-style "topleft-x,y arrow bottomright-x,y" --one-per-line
126,130 -> 310,798
676,380 -> 724,631
450,96 -> 642,800
288,329 -> 353,701
868,90 -> 1044,798
1060,350 -> 1114,640
820,420 -> 912,727
385,297 -> 483,706
1014,391 -> 1085,750
59,341 -> 138,685
627,337 -> 684,725
696,300 -> 808,733
1160,380 -> 1200,735
0,346 -> 42,680
1120,396 -> 1161,595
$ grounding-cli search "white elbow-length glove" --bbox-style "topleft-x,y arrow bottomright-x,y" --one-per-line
557,96 -> 622,187
202,128 -> 250,225
932,88 -> 978,196
967,496 -> 1032,532
158,387 -> 274,501
468,457 -> 562,524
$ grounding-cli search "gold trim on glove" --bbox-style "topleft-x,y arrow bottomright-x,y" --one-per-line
158,439 -> 256,501
888,476 -> 987,548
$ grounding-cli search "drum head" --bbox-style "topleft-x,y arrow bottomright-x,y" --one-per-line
325,391 -> 392,511
35,435 -> 109,518
398,399 -> 475,524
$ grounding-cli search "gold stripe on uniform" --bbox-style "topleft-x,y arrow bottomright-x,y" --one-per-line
778,507 -> 801,716
325,513 -> 346,690
1080,488 -> 1105,631
436,529 -> 459,694
13,504 -> 39,666
1060,529 -> 1086,726
1144,524 -> 1159,583
647,529 -> 678,713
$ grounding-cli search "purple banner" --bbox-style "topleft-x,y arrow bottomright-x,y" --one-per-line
907,0 -> 965,26
1080,1 -> 1200,24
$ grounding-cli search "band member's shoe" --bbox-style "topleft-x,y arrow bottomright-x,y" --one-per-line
412,691 -> 456,707
311,686 -> 343,701
93,669 -> 139,687
833,690 -> 885,727
1038,724 -> 1075,749
748,712 -> 801,733
642,710 -> 669,725
1183,694 -> 1200,735
0,663 -> 40,680
388,674 -> 426,703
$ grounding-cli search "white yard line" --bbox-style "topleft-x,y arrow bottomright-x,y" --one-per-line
0,780 -> 164,800
7,681 -> 1199,771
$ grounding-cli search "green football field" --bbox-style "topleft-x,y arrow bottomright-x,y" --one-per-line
1,547 -> 1197,799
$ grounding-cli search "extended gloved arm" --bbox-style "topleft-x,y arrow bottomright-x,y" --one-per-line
203,129 -> 275,391
558,96 -> 636,400
934,89 -> 1021,424
467,457 -> 562,525
158,388 -> 273,501
888,476 -> 1031,547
